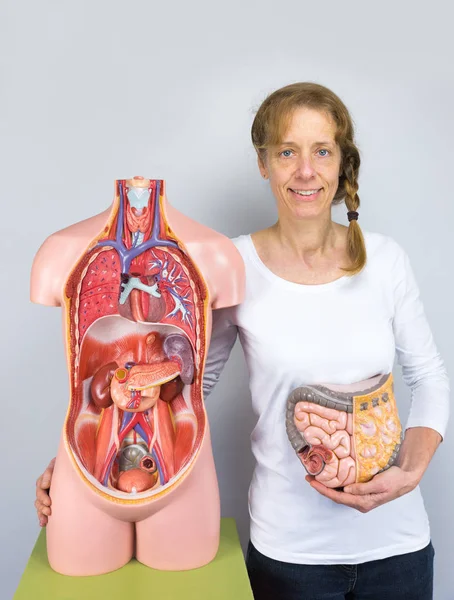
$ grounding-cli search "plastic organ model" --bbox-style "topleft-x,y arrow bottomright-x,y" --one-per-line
286,374 -> 403,487
67,180 -> 205,496
30,177 -> 244,576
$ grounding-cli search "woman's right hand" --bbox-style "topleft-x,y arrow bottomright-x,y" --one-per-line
35,458 -> 56,527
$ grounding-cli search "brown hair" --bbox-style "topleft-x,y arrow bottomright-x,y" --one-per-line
251,82 -> 366,275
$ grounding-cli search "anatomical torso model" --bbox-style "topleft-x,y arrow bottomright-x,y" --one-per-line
30,177 -> 245,576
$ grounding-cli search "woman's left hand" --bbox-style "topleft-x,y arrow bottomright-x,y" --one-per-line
306,465 -> 419,513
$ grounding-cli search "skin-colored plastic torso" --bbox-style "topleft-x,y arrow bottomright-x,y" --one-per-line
30,178 -> 245,575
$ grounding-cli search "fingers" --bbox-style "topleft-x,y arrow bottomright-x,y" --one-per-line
41,457 -> 56,488
343,481 -> 384,495
35,457 -> 56,513
36,457 -> 56,493
306,476 -> 380,513
40,471 -> 53,490
308,478 -> 350,504
35,498 -> 51,526
35,458 -> 56,526
343,467 -> 400,495
35,500 -> 51,516
306,466 -> 414,513
36,485 -> 51,506
35,473 -> 52,506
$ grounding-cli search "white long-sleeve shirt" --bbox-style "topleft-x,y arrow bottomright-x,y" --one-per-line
203,231 -> 450,564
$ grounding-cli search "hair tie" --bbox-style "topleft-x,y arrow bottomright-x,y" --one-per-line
347,211 -> 359,222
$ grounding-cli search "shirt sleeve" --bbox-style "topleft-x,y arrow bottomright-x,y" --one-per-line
203,306 -> 239,398
392,246 -> 450,439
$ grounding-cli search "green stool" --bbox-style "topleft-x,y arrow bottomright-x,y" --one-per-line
14,518 -> 253,599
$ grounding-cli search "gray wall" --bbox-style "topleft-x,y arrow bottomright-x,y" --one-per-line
1,1 -> 453,598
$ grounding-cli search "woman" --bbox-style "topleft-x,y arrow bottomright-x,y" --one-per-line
36,83 -> 449,599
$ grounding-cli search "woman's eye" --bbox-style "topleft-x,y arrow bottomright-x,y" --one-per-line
281,149 -> 293,158
318,149 -> 329,157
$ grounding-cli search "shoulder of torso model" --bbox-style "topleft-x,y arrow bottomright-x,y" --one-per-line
165,204 -> 245,309
31,204 -> 245,308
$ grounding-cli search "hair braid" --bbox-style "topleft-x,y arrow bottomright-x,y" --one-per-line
342,149 -> 366,274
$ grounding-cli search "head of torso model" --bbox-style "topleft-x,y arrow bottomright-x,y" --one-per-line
64,176 -> 209,502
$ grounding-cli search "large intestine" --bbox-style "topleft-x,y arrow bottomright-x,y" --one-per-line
286,375 -> 403,487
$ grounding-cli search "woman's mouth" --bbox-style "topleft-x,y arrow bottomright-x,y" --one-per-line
289,188 -> 322,201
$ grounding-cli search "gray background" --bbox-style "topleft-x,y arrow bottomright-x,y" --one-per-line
1,1 -> 453,598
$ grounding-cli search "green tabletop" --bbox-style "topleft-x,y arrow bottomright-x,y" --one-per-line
14,518 -> 253,600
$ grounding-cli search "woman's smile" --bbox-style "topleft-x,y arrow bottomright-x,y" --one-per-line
288,187 -> 323,202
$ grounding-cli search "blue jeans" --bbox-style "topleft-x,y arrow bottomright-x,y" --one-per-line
246,540 -> 434,600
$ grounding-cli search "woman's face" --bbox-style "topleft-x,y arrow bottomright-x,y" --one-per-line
259,107 -> 342,222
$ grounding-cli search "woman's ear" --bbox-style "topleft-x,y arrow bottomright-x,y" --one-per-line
257,153 -> 269,180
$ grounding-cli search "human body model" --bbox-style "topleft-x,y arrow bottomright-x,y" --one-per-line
31,176 -> 244,576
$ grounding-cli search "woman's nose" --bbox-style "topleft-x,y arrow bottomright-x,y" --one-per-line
295,156 -> 316,179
